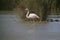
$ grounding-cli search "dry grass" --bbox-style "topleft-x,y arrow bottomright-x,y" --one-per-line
22,20 -> 48,24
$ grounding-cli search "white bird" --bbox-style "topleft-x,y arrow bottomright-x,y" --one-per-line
25,8 -> 40,19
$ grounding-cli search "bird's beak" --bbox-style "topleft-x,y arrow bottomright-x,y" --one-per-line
25,8 -> 28,10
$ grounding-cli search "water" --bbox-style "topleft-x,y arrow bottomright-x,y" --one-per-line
0,14 -> 60,40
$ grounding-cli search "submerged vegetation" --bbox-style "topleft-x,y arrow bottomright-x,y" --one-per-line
0,0 -> 60,21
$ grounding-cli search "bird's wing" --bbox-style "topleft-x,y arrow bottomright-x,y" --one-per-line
29,13 -> 40,18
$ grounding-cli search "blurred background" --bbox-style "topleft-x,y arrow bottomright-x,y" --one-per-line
0,0 -> 60,21
0,0 -> 60,40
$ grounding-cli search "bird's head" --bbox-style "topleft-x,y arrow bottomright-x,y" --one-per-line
25,8 -> 29,11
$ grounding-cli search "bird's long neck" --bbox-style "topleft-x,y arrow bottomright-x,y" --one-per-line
26,10 -> 29,18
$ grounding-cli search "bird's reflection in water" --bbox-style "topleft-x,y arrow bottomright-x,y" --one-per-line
27,22 -> 36,33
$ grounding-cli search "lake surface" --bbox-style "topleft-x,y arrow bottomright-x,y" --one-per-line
0,14 -> 60,40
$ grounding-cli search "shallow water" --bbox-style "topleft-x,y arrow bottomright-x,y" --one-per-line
0,14 -> 60,40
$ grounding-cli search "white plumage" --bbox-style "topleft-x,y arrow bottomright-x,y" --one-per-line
25,8 -> 40,19
28,13 -> 39,18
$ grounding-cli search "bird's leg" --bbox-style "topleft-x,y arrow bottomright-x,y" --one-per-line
33,19 -> 35,22
30,18 -> 31,21
29,18 -> 32,23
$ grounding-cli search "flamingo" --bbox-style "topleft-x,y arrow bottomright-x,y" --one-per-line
25,8 -> 40,20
